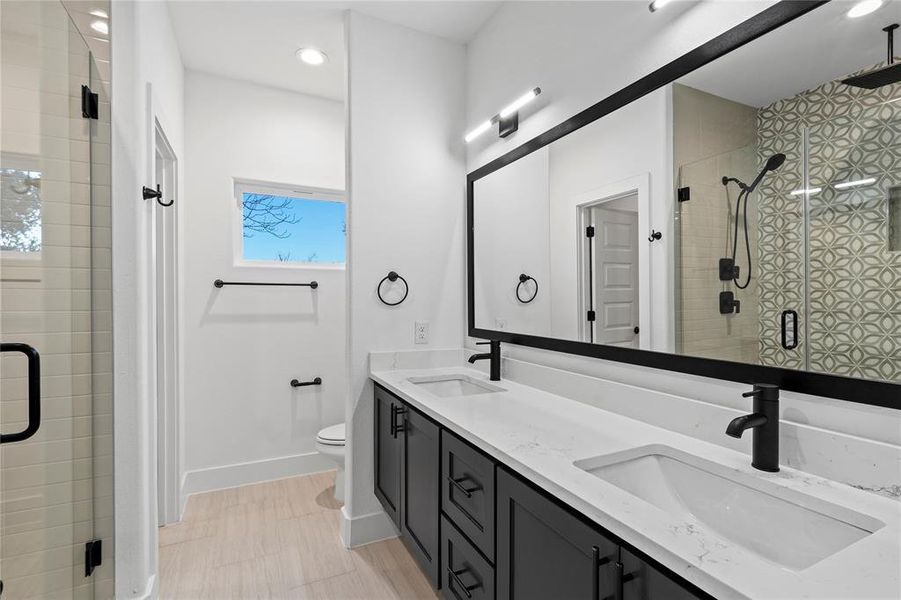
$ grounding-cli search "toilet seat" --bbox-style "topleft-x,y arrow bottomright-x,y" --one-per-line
316,423 -> 345,446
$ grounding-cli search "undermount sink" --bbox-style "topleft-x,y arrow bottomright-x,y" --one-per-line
408,374 -> 505,398
574,445 -> 883,570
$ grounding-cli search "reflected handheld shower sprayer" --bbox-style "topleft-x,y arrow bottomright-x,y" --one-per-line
720,153 -> 786,292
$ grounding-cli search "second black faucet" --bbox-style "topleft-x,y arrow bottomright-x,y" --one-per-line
468,340 -> 501,381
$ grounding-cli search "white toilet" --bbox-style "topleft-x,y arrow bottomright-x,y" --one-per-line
315,423 -> 346,502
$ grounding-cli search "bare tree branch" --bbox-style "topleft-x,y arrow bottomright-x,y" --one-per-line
242,194 -> 301,239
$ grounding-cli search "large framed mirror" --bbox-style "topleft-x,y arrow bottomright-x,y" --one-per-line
468,0 -> 899,406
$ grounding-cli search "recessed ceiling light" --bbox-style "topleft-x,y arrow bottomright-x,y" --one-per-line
847,0 -> 883,18
90,19 -> 108,35
90,9 -> 109,19
296,48 -> 327,66
648,0 -> 674,13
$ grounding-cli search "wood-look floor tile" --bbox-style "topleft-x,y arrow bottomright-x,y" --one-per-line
277,511 -> 356,588
290,569 -> 398,600
159,471 -> 438,600
200,556 -> 288,599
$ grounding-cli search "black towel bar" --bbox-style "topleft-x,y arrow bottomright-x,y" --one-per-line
214,279 -> 318,289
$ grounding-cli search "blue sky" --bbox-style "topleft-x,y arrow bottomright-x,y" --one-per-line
242,193 -> 346,263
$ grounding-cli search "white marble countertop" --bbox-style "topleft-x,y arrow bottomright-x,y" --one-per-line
370,364 -> 901,600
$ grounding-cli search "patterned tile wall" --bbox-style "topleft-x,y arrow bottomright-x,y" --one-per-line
757,63 -> 900,382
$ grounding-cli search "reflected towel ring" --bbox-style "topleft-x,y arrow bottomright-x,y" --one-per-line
516,273 -> 538,303
378,271 -> 409,306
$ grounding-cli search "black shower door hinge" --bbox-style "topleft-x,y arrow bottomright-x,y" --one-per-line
587,310 -> 596,322
81,85 -> 98,120
85,539 -> 102,576
586,225 -> 595,238
677,187 -> 691,202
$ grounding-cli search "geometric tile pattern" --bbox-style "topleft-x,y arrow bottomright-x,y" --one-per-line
757,63 -> 900,382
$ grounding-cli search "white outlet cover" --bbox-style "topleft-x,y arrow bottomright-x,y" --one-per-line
414,321 -> 429,344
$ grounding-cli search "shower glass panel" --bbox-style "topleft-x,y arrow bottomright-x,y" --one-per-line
806,95 -> 901,382
1,1 -> 113,597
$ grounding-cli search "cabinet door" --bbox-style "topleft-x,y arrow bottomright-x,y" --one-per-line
497,468 -> 617,600
621,548 -> 708,600
401,404 -> 442,586
374,385 -> 402,528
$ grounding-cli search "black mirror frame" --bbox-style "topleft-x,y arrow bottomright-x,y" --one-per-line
467,0 -> 899,409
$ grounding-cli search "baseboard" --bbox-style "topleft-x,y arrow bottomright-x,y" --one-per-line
340,506 -> 399,548
139,574 -> 156,600
182,452 -> 334,496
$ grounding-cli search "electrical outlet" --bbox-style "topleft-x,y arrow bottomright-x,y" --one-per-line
414,321 -> 429,344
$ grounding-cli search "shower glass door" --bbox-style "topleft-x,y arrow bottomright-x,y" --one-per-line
1,2 -> 113,597
806,90 -> 901,383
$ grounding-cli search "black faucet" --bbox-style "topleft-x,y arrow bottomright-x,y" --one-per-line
726,384 -> 780,472
468,340 -> 501,381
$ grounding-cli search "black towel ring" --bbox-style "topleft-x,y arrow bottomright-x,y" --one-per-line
378,271 -> 409,306
516,273 -> 538,304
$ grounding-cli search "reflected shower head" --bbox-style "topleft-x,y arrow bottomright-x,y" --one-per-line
747,153 -> 787,193
722,153 -> 786,192
842,24 -> 901,89
765,153 -> 787,172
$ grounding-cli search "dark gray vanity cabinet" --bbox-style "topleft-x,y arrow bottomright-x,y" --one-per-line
374,385 -> 402,528
400,403 -> 441,586
497,467 -> 618,600
620,548 -> 704,600
373,384 -> 441,587
374,383 -> 713,600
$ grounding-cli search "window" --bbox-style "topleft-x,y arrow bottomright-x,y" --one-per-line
235,180 -> 345,265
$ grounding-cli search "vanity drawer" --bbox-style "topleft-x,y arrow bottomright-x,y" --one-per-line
441,515 -> 495,600
441,429 -> 495,561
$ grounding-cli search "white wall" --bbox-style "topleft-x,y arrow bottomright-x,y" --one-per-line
345,10 -> 465,544
182,72 -> 345,493
111,0 -> 185,596
473,147 -> 551,334
547,90 -> 669,347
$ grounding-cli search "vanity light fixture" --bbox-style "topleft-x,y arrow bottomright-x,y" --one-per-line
834,177 -> 876,189
296,48 -> 327,66
790,187 -> 823,196
90,19 -> 108,35
847,0 -> 883,18
648,0 -> 675,13
464,87 -> 541,142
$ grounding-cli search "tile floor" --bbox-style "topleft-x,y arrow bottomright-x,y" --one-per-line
159,470 -> 439,599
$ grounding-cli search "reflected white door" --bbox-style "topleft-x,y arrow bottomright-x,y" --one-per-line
592,206 -> 639,347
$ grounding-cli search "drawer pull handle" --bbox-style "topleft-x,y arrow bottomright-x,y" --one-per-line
447,568 -> 480,598
447,475 -> 481,498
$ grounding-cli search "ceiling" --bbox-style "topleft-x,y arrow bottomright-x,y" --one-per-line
680,0 -> 901,108
168,1 -> 502,101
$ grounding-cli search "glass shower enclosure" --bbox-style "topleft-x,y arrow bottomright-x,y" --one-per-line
676,80 -> 900,384
1,1 -> 114,597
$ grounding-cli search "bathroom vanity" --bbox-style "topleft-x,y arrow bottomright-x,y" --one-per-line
370,364 -> 899,600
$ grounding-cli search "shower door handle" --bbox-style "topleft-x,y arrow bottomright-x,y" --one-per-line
0,343 -> 41,443
781,310 -> 799,350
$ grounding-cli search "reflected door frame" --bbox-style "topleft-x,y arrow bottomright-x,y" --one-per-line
576,173 -> 651,349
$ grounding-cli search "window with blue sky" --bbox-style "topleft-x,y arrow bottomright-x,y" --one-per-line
238,183 -> 345,264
